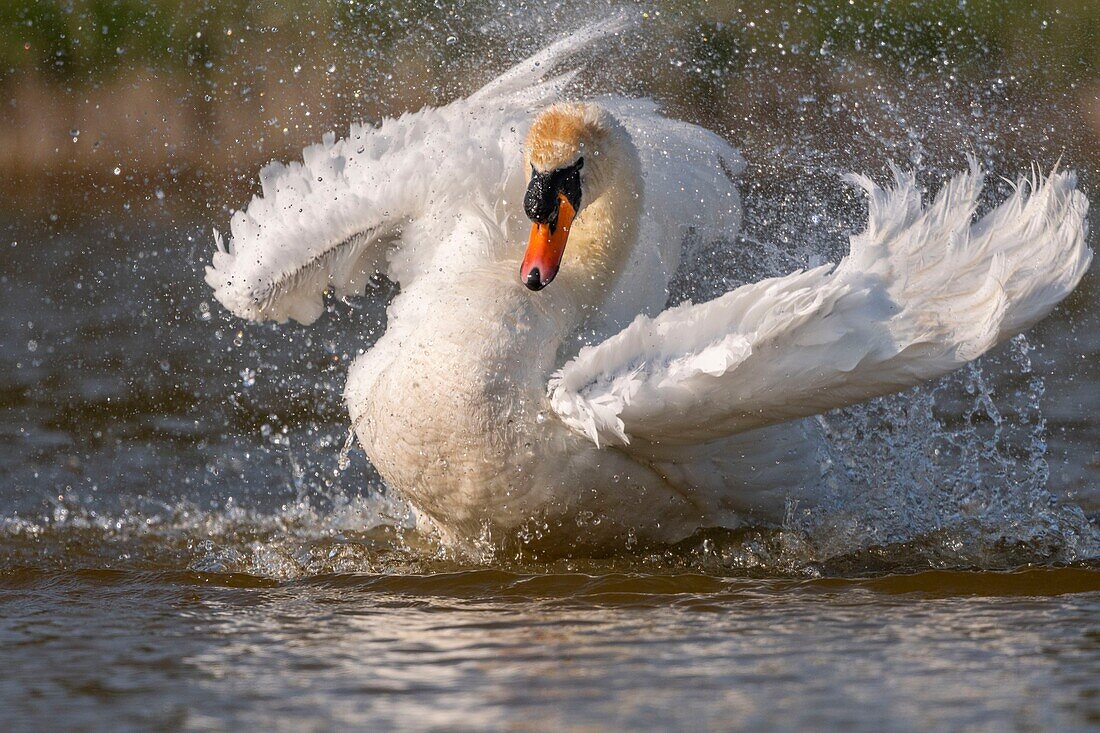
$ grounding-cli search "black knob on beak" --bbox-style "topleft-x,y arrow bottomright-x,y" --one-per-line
524,158 -> 583,225
524,170 -> 557,224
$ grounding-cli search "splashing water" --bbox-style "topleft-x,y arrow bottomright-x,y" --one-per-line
761,336 -> 1097,573
0,5 -> 1096,578
666,162 -> 1099,573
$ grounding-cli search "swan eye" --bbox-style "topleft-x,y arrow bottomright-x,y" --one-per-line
559,160 -> 583,214
524,159 -> 584,223
524,169 -> 557,223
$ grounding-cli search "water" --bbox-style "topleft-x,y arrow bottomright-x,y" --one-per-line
2,190 -> 1097,733
3,4 -> 1100,731
3,567 -> 1098,731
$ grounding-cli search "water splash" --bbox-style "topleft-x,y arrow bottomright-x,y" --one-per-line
660,334 -> 1098,575
1,6 -> 1095,578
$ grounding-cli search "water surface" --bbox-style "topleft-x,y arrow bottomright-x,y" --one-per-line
3,566 -> 1098,731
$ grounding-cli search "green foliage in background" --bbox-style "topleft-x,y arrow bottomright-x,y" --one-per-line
707,0 -> 1097,73
0,0 -> 1097,84
0,0 -> 331,81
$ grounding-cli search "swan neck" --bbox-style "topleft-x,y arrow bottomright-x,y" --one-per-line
558,146 -> 642,305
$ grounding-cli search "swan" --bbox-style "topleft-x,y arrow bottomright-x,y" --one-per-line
206,20 -> 1091,553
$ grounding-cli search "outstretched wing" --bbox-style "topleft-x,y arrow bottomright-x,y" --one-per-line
205,18 -> 627,324
549,160 -> 1091,450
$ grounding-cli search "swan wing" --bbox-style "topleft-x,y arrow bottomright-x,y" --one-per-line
549,161 -> 1091,450
205,18 -> 626,324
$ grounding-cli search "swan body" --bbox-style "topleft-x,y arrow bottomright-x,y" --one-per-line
206,20 -> 1091,552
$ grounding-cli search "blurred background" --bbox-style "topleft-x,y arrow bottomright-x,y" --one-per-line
1,0 -> 1098,570
2,0 -> 1098,217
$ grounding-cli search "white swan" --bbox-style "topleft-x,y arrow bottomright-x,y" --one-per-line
206,20 -> 1091,552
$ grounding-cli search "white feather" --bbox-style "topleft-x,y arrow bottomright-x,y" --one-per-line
206,18 -> 1091,547
550,160 -> 1091,449
205,19 -> 627,324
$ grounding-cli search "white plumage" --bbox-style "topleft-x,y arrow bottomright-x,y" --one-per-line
206,19 -> 1090,552
551,161 -> 1090,449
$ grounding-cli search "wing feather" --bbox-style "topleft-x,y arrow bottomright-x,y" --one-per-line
205,18 -> 628,324
550,160 -> 1090,450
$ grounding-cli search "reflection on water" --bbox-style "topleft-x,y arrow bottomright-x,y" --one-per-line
2,567 -> 1098,731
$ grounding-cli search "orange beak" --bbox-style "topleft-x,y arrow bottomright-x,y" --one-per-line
520,193 -> 576,291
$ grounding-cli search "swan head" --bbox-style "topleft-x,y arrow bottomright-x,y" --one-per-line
520,102 -> 636,291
